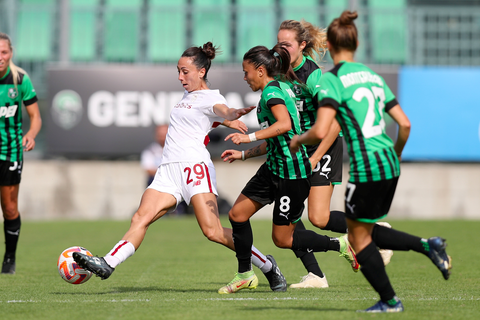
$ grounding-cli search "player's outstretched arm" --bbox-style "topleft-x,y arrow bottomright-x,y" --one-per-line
221,119 -> 248,133
213,104 -> 255,121
221,142 -> 267,163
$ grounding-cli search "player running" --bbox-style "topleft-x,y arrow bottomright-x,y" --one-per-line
73,42 -> 288,292
290,11 -> 452,313
219,44 -> 358,294
277,19 -> 393,288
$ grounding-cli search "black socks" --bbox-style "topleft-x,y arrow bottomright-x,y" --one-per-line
4,215 -> 21,260
323,210 -> 348,233
372,224 -> 428,255
356,241 -> 396,303
230,219 -> 253,273
291,220 -> 324,277
291,227 -> 339,253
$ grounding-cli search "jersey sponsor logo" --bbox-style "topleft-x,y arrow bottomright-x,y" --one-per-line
173,102 -> 192,109
295,100 -> 304,112
340,71 -> 383,88
267,92 -> 276,97
0,105 -> 18,118
193,180 -> 201,186
8,87 -> 18,99
320,89 -> 329,95
52,90 -> 83,130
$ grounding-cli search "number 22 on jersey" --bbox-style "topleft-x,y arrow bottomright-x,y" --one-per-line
353,86 -> 386,139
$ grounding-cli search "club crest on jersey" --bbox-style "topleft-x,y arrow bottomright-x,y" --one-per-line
8,88 -> 18,99
294,84 -> 302,95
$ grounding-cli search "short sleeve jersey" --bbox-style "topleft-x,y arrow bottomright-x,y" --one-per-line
286,56 -> 343,139
257,80 -> 311,179
0,67 -> 38,162
289,55 -> 323,132
161,89 -> 225,164
318,61 -> 400,183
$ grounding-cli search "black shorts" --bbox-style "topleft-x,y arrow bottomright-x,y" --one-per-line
344,177 -> 398,223
307,136 -> 343,187
0,160 -> 23,186
241,163 -> 311,226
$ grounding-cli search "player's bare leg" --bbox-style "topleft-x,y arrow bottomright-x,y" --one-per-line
74,189 -> 176,279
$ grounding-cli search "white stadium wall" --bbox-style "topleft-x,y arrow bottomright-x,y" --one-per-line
18,160 -> 480,221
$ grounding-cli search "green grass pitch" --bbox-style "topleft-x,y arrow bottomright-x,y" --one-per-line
0,218 -> 479,319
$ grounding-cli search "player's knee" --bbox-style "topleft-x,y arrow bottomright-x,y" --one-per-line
308,214 -> 328,229
130,211 -> 151,228
202,227 -> 221,244
228,208 -> 245,223
2,205 -> 18,220
272,234 -> 292,249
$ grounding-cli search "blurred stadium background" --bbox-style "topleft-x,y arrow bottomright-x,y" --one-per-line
1,0 -> 479,220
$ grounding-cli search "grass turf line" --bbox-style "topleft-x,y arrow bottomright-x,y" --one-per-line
0,218 -> 478,320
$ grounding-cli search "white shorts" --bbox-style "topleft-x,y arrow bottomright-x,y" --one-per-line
147,161 -> 218,209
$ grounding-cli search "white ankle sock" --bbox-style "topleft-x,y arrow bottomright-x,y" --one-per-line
104,240 -> 135,268
251,245 -> 272,273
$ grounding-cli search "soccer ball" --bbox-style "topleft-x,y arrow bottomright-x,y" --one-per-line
57,246 -> 93,284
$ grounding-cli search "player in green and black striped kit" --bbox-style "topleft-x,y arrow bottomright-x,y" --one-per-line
0,33 -> 42,274
219,44 -> 357,294
290,11 -> 452,312
277,19 -> 366,288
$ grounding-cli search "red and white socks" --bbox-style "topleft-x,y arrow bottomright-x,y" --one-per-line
104,240 -> 136,268
251,246 -> 273,273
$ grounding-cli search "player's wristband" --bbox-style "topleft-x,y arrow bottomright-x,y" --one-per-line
241,150 -> 245,161
248,132 -> 257,142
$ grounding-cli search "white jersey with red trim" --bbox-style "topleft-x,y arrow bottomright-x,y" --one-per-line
161,89 -> 226,164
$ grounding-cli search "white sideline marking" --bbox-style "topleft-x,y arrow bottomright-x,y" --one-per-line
1,296 -> 479,304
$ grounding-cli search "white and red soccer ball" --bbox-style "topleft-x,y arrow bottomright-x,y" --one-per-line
57,246 -> 93,284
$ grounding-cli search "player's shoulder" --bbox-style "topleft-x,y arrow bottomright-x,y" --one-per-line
202,89 -> 227,101
0,69 -> 27,86
296,56 -> 321,81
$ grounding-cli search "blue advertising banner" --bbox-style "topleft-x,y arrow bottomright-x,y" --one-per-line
399,67 -> 480,161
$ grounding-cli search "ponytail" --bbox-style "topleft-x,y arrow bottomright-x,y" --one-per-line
327,11 -> 359,52
243,44 -> 300,84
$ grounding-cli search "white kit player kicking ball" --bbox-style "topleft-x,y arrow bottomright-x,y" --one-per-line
73,42 -> 289,292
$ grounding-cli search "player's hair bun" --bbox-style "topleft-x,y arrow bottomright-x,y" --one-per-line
202,42 -> 216,60
339,11 -> 358,25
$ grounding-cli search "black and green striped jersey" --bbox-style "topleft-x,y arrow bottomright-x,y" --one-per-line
289,55 -> 322,132
286,55 -> 343,138
257,80 -> 311,179
318,61 -> 400,183
0,67 -> 38,162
